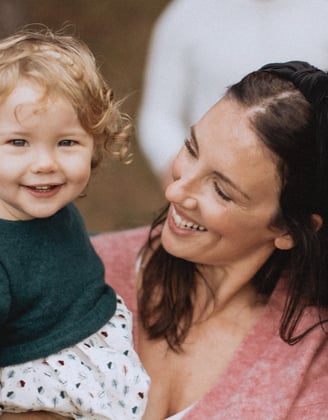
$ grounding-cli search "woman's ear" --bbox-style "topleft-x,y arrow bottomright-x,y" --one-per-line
274,214 -> 323,251
311,213 -> 323,232
274,232 -> 294,251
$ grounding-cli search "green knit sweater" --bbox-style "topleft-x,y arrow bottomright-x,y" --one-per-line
0,204 -> 116,367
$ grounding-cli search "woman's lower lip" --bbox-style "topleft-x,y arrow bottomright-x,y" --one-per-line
24,185 -> 62,198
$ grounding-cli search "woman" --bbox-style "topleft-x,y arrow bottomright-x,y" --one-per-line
3,61 -> 328,419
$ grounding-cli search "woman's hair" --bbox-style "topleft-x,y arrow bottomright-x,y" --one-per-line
139,69 -> 328,351
0,25 -> 131,168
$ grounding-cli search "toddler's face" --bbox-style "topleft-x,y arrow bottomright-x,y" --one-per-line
0,78 -> 94,220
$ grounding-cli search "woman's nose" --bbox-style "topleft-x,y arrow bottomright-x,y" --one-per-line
165,153 -> 198,208
165,174 -> 198,209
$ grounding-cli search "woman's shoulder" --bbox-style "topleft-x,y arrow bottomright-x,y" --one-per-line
91,226 -> 150,302
91,226 -> 150,262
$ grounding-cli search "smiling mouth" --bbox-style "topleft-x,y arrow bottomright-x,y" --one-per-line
172,206 -> 207,231
25,185 -> 61,193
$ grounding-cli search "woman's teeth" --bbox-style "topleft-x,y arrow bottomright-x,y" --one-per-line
172,207 -> 207,231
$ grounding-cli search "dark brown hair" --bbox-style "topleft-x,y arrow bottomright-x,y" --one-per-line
139,70 -> 328,351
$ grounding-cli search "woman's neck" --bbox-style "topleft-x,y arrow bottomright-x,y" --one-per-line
194,261 -> 268,323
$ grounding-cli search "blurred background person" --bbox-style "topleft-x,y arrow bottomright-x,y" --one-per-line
137,0 -> 328,185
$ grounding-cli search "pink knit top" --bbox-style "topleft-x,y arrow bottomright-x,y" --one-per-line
92,227 -> 328,419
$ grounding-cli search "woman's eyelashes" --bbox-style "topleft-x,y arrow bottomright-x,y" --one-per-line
213,181 -> 232,202
185,138 -> 232,202
184,138 -> 197,157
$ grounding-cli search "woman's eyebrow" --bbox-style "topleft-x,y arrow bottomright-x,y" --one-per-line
190,126 -> 250,201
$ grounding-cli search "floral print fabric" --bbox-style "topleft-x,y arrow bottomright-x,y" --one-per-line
0,296 -> 149,419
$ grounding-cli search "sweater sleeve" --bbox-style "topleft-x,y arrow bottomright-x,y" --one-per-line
137,0 -> 191,176
287,340 -> 328,419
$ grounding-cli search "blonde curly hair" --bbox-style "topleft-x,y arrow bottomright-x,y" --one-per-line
0,25 -> 131,168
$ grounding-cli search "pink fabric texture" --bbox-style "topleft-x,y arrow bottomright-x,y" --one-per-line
92,228 -> 328,419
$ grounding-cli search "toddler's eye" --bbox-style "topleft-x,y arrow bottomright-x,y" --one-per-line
10,139 -> 27,147
59,139 -> 76,147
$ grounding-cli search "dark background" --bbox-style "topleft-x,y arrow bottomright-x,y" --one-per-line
0,0 -> 170,232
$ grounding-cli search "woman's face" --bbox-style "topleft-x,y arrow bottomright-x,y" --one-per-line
162,97 -> 292,273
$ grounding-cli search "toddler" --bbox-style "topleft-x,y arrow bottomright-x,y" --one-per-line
0,27 -> 149,419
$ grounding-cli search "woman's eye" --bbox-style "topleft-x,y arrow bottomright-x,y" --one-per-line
184,139 -> 197,157
9,139 -> 27,147
213,182 -> 232,202
59,139 -> 76,147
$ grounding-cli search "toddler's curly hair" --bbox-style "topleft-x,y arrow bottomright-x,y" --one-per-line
0,25 -> 131,168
